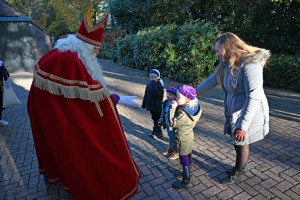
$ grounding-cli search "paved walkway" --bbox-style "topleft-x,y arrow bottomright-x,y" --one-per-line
0,60 -> 299,200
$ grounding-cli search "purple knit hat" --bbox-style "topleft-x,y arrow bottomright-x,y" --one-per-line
178,85 -> 197,100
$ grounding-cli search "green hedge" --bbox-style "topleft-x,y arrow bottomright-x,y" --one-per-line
264,54 -> 300,92
190,0 -> 300,55
101,20 -> 300,92
109,20 -> 220,84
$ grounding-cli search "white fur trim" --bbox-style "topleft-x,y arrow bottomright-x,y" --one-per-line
54,35 -> 107,88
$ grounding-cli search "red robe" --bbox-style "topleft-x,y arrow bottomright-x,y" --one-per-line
27,49 -> 140,200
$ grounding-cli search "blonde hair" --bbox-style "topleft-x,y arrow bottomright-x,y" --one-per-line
177,92 -> 199,109
214,32 -> 264,86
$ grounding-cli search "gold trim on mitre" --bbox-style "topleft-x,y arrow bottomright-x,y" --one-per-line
84,5 -> 109,33
75,32 -> 102,46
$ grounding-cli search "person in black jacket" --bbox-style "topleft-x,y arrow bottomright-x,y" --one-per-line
0,60 -> 10,126
142,69 -> 164,139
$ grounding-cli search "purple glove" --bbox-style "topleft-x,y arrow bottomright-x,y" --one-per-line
111,94 -> 120,104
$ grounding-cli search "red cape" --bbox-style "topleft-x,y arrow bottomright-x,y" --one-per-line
27,49 -> 140,200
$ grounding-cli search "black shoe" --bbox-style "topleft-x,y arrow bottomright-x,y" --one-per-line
149,127 -> 156,137
155,127 -> 163,138
152,127 -> 163,139
173,170 -> 193,178
227,164 -> 248,176
173,170 -> 183,178
172,178 -> 190,189
222,170 -> 242,185
172,166 -> 191,188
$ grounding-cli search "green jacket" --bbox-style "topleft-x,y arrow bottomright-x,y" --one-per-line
169,102 -> 202,155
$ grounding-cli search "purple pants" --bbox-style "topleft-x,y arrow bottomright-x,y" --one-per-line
180,153 -> 192,167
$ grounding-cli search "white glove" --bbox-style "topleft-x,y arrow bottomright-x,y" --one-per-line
118,96 -> 140,107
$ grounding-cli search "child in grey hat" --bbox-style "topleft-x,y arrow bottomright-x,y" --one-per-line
142,69 -> 164,138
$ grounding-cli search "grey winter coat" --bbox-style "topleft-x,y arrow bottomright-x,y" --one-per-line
169,103 -> 202,155
196,49 -> 271,145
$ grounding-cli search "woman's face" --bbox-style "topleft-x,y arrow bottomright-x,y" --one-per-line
176,93 -> 188,105
215,42 -> 226,62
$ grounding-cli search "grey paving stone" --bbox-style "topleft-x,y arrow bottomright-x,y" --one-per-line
250,194 -> 268,200
253,185 -> 276,199
153,185 -> 169,199
216,188 -> 235,199
275,180 -> 294,192
201,186 -> 221,198
269,187 -> 292,200
179,190 -> 195,200
232,191 -> 252,200
284,189 -> 300,200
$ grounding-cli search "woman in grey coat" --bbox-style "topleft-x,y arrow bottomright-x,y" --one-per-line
196,32 -> 271,184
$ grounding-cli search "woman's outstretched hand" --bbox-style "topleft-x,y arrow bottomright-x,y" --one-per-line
234,128 -> 246,142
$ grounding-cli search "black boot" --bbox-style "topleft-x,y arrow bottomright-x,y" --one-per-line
222,168 -> 242,184
173,170 -> 183,178
149,127 -> 156,137
226,163 -> 248,176
173,170 -> 193,178
152,127 -> 163,139
172,166 -> 191,189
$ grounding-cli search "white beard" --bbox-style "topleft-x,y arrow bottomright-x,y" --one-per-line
54,34 -> 106,88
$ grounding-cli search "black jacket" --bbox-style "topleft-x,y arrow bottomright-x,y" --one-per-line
142,80 -> 164,112
0,63 -> 9,86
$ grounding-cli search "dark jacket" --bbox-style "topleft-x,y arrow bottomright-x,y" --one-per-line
158,100 -> 169,128
0,62 -> 9,111
0,63 -> 9,86
142,80 -> 164,112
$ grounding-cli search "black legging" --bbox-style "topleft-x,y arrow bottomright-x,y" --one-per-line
234,144 -> 249,171
150,111 -> 161,127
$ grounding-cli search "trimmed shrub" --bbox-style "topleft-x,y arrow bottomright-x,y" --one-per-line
111,20 -> 220,84
115,34 -> 135,67
98,30 -> 126,61
165,20 -> 219,83
264,54 -> 300,92
132,24 -> 177,72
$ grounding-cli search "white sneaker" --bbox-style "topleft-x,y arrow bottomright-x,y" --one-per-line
0,120 -> 9,126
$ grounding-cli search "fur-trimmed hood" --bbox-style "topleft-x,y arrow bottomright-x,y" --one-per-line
242,49 -> 271,67
219,49 -> 271,69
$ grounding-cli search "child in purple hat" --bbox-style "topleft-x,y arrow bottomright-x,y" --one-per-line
142,69 -> 164,138
168,85 -> 202,189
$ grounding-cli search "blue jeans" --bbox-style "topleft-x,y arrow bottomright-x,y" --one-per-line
166,124 -> 173,147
